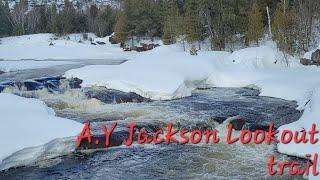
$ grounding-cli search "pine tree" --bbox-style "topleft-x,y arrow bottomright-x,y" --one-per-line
94,6 -> 116,37
0,0 -> 12,37
246,1 -> 264,45
162,0 -> 180,45
184,0 -> 204,49
114,11 -> 128,43
272,0 -> 297,56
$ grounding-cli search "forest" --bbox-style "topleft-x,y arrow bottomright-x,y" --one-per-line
0,0 -> 320,55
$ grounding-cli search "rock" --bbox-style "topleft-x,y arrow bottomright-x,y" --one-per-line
96,41 -> 106,45
68,78 -> 82,89
21,81 -> 44,91
109,36 -> 117,44
300,58 -> 320,66
0,70 -> 5,75
244,123 -> 271,132
49,42 -> 54,46
0,85 -> 5,92
140,43 -> 158,51
209,116 -> 227,124
84,87 -> 151,104
224,115 -> 246,130
91,42 -> 97,45
121,43 -> 160,52
77,130 -> 131,150
34,76 -> 64,84
311,49 -> 320,62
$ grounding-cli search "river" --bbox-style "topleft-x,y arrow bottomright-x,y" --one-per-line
0,59 -> 305,179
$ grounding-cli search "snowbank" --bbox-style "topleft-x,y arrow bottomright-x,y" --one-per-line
228,41 -> 300,68
0,33 -> 133,61
65,44 -> 230,100
0,60 -> 75,72
0,93 -> 83,169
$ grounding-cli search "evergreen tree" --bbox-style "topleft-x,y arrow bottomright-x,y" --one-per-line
184,0 -> 203,48
162,0 -> 180,45
272,0 -> 297,56
87,5 -> 98,32
94,6 -> 116,37
0,0 -> 12,37
114,11 -> 128,43
246,1 -> 264,45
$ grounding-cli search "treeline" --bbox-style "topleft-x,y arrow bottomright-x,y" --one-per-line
113,0 -> 320,55
0,0 -> 117,37
1,0 -> 320,55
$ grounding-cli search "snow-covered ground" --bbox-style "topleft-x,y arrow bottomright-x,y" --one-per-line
0,33 -> 134,61
65,40 -> 320,179
0,60 -> 76,72
0,93 -> 83,170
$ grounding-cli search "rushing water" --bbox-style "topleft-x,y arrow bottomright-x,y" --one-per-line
0,60 -> 305,179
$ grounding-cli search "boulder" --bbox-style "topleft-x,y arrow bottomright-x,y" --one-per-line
109,36 -> 118,44
96,41 -> 106,45
68,77 -> 82,89
0,85 -> 5,92
0,70 -> 5,75
300,58 -> 311,65
84,87 -> 151,104
311,49 -> 320,62
21,81 -> 44,91
209,116 -> 227,124
77,130 -> 132,150
224,115 -> 246,130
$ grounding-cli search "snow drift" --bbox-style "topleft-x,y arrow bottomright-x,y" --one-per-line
0,93 -> 83,170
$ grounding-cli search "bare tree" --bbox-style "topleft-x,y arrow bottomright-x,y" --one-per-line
9,0 -> 28,35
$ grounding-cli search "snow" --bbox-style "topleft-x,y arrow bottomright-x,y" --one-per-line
65,45 -> 230,100
0,60 -> 75,72
0,33 -> 133,61
0,93 -> 83,170
64,40 -> 320,179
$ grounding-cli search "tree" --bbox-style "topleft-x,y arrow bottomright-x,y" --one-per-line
113,11 -> 128,43
184,0 -> 204,49
10,0 -> 28,35
293,0 -> 320,52
87,5 -> 98,32
94,6 -> 116,37
0,0 -> 12,37
272,0 -> 297,56
246,1 -> 264,45
161,0 -> 181,44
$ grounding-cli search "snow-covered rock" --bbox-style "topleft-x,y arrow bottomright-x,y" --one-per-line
0,93 -> 83,170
